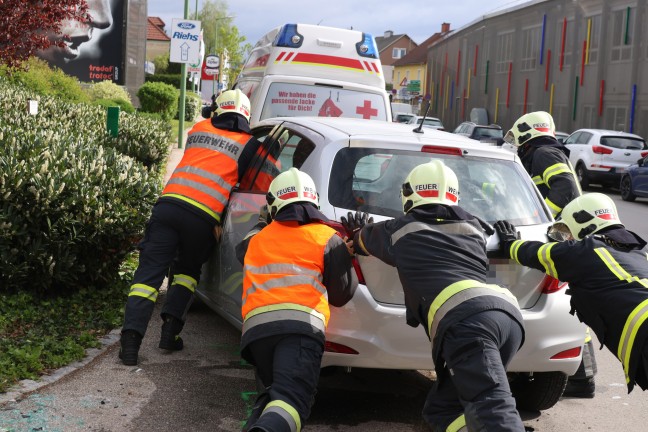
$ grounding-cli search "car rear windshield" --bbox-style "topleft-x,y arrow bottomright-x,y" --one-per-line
600,136 -> 647,150
418,118 -> 443,127
329,148 -> 548,226
475,127 -> 503,139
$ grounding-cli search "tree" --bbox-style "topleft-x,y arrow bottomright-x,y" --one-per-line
0,0 -> 88,68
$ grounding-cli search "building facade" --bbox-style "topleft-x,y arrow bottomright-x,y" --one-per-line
425,0 -> 648,139
375,30 -> 418,86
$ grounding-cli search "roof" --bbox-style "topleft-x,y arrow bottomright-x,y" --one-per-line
375,33 -> 409,53
392,30 -> 452,67
147,17 -> 170,41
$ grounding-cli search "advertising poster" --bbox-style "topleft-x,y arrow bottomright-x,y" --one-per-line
37,0 -> 125,84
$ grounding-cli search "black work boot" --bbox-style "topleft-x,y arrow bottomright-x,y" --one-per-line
159,314 -> 184,351
563,377 -> 595,398
242,391 -> 271,432
119,330 -> 142,366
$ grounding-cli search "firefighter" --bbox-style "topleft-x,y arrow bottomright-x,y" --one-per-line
346,160 -> 526,431
119,89 -> 262,366
235,168 -> 357,432
494,192 -> 648,393
504,110 -> 597,398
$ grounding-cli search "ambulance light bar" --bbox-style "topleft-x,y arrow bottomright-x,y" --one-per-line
356,33 -> 378,59
274,24 -> 304,48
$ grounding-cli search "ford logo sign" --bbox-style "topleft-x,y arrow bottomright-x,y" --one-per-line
178,22 -> 196,30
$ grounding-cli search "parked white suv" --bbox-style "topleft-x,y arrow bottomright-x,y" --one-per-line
196,117 -> 586,411
563,129 -> 647,189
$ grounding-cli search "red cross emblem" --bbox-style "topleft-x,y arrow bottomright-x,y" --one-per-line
356,100 -> 378,119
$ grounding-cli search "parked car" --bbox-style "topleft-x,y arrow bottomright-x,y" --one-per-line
453,121 -> 505,146
620,154 -> 648,201
393,112 -> 416,124
406,115 -> 445,130
563,129 -> 648,189
195,117 -> 585,411
555,131 -> 569,144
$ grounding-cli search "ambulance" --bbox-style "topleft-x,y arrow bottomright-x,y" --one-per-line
233,23 -> 391,125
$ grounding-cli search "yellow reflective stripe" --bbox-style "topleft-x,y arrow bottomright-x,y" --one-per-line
543,162 -> 572,184
244,303 -> 326,322
584,327 -> 592,343
128,283 -> 158,302
617,299 -> 648,383
447,414 -> 467,432
427,280 -> 518,336
594,247 -> 633,281
161,193 -> 220,222
532,175 -> 544,186
567,160 -> 582,194
172,274 -> 197,293
510,240 -> 525,262
544,197 -> 561,217
537,243 -> 558,278
263,400 -> 301,432
357,230 -> 370,255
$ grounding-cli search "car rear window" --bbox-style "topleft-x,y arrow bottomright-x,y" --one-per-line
418,118 -> 443,127
328,148 -> 548,225
600,136 -> 647,150
475,127 -> 503,139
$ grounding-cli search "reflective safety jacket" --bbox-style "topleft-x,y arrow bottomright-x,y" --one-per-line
508,235 -> 648,392
519,137 -> 581,217
161,118 -> 255,223
239,218 -> 357,354
354,205 -> 523,366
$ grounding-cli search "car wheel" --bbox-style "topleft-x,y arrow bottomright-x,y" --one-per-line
576,163 -> 590,190
620,176 -> 637,202
510,371 -> 567,411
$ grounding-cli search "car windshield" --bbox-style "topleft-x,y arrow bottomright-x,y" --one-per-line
418,118 -> 443,127
328,148 -> 548,225
475,127 -> 503,139
599,136 -> 647,150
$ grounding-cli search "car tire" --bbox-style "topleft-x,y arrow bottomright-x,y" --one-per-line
620,176 -> 637,202
576,163 -> 590,190
510,371 -> 568,411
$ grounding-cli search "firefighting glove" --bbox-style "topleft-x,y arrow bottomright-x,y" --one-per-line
258,204 -> 271,225
494,220 -> 518,257
341,211 -> 373,236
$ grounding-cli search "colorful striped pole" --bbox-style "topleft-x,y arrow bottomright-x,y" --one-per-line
573,76 -> 579,120
495,88 -> 500,123
599,80 -> 605,116
630,84 -> 637,133
467,69 -> 472,99
550,83 -> 555,115
545,49 -> 551,91
585,18 -> 592,64
485,60 -> 490,94
540,14 -> 547,64
506,62 -> 512,108
474,45 -> 478,76
560,18 -> 567,71
523,79 -> 529,114
580,40 -> 586,86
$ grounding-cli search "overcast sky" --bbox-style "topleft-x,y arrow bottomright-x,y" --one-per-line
148,0 -> 533,46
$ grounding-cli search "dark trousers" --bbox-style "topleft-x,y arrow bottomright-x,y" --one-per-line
245,334 -> 324,432
424,310 -> 525,432
122,201 -> 215,337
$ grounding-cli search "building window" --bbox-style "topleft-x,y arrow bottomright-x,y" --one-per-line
610,7 -> 635,62
393,47 -> 406,59
586,14 -> 602,65
605,106 -> 628,131
582,105 -> 596,128
496,31 -> 514,73
520,26 -> 541,71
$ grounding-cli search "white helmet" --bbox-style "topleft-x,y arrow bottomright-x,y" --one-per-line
552,193 -> 623,240
266,168 -> 319,217
215,89 -> 251,122
504,111 -> 556,147
401,160 -> 459,213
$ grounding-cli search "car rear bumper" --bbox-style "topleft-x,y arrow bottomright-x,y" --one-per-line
321,285 -> 584,375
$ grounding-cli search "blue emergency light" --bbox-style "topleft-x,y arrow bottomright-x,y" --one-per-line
356,33 -> 378,59
274,24 -> 304,48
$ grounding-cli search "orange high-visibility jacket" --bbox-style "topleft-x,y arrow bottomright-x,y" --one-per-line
161,119 -> 253,222
241,221 -> 337,337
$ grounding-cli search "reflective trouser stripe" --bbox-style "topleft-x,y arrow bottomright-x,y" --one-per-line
160,193 -> 221,222
537,243 -> 558,278
243,307 -> 326,336
128,283 -> 158,302
172,274 -> 197,293
447,414 -> 467,432
618,299 -> 648,384
427,280 -> 519,339
261,400 -> 301,432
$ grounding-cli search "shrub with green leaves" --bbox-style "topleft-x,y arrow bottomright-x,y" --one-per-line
137,81 -> 179,121
85,80 -> 132,103
93,97 -> 136,114
179,91 -> 202,121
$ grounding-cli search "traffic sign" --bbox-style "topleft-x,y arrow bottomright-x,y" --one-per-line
170,19 -> 202,64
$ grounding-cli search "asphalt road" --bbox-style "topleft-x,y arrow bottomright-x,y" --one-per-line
1,187 -> 647,432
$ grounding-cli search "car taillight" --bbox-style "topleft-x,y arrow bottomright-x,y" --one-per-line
592,145 -> 613,155
539,274 -> 567,294
325,341 -> 359,354
324,220 -> 366,285
550,346 -> 582,359
422,145 -> 463,156
641,151 -> 648,158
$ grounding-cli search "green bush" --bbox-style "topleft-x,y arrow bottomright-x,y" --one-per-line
0,57 -> 88,103
177,91 -> 202,121
94,98 -> 136,114
86,80 -> 132,103
137,81 -> 179,121
145,73 -> 193,90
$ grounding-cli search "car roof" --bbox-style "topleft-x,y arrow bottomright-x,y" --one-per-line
571,128 -> 644,139
259,117 -> 516,160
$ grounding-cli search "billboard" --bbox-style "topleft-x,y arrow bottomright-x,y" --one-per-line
37,0 -> 125,84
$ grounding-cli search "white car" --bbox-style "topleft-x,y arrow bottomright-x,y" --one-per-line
406,115 -> 445,131
196,117 -> 586,411
563,129 -> 647,189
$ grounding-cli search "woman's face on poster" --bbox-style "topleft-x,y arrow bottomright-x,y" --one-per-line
40,0 -> 113,62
